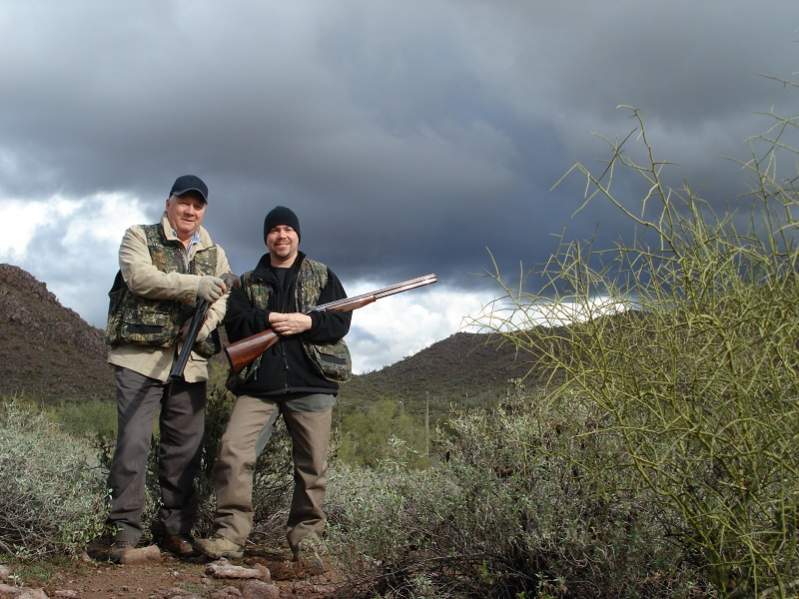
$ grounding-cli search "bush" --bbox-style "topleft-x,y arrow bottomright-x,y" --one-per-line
46,398 -> 117,439
336,399 -> 430,469
486,107 -> 799,596
326,384 -> 701,598
0,398 -> 108,558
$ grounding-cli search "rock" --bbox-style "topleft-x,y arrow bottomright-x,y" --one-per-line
209,587 -> 242,599
241,580 -> 280,599
206,559 -> 270,581
0,583 -> 19,597
149,588 -> 199,599
0,567 -> 9,581
54,592 -> 79,598
266,561 -> 294,581
311,585 -> 337,595
17,589 -> 48,599
119,544 -> 161,564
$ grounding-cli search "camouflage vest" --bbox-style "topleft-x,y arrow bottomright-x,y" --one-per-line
232,257 -> 352,385
105,224 -> 220,357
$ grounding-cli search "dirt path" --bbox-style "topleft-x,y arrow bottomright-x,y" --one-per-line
17,545 -> 343,599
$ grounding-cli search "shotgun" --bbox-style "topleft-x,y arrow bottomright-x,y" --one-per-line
169,273 -> 240,381
225,272 -> 438,373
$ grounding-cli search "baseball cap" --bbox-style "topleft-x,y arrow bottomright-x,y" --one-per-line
169,174 -> 208,203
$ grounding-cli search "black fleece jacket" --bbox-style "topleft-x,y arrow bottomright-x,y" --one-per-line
225,252 -> 351,397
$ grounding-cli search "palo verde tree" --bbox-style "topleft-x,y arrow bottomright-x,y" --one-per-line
485,102 -> 799,597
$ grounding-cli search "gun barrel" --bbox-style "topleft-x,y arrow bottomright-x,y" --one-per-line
314,273 -> 437,312
169,299 -> 209,381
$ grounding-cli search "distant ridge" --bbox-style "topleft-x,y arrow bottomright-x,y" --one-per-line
0,263 -> 114,401
339,331 -> 535,414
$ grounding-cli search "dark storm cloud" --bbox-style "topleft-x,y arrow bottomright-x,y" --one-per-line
1,0 -> 797,292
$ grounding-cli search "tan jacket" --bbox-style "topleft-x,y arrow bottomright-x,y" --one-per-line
107,214 -> 231,383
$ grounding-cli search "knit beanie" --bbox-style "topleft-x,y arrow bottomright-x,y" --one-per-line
263,206 -> 301,241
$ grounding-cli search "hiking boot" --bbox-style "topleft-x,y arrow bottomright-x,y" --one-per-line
161,534 -> 199,558
290,534 -> 327,573
109,539 -> 135,564
195,535 -> 244,559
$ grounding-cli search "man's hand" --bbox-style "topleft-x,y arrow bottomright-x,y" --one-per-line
269,312 -> 312,336
198,275 -> 227,302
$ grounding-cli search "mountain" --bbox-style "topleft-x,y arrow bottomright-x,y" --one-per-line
0,263 -> 114,401
337,331 -> 538,417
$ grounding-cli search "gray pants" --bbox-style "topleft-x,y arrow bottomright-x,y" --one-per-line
212,394 -> 334,549
107,366 -> 206,544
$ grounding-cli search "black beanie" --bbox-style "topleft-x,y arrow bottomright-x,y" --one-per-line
263,206 -> 301,241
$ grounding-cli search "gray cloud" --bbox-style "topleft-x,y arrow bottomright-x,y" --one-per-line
1,0 -> 796,297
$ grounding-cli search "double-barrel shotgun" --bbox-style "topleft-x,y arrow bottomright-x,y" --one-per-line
225,272 -> 438,373
169,273 -> 240,382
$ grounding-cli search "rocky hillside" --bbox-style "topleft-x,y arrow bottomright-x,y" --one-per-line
0,263 -> 114,401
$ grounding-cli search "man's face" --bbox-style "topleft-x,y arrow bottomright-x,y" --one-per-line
266,224 -> 300,262
165,193 -> 206,240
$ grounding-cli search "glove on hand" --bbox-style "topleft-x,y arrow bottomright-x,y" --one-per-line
197,275 -> 226,302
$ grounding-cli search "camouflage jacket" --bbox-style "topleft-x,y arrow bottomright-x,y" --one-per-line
106,223 -> 221,357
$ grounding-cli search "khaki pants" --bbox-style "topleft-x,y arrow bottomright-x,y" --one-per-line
212,394 -> 334,549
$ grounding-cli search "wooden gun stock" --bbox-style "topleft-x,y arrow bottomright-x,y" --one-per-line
225,327 -> 281,373
224,273 -> 437,374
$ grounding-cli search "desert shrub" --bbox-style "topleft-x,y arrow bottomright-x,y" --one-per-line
326,384 -> 701,598
486,107 -> 799,596
0,397 -> 108,558
336,399 -> 430,469
46,398 -> 117,438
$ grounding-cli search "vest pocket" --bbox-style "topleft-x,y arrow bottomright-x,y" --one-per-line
319,352 -> 347,365
304,341 -> 352,383
120,307 -> 179,347
126,323 -> 164,334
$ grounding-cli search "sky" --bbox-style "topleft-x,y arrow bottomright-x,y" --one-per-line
1,1 -> 796,373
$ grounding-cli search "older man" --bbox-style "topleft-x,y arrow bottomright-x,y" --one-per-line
197,206 -> 351,565
104,175 -> 231,562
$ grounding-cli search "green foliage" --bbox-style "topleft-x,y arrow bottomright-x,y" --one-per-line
325,385 -> 701,598
487,107 -> 799,596
0,397 -> 108,558
336,399 -> 430,469
45,399 -> 117,439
